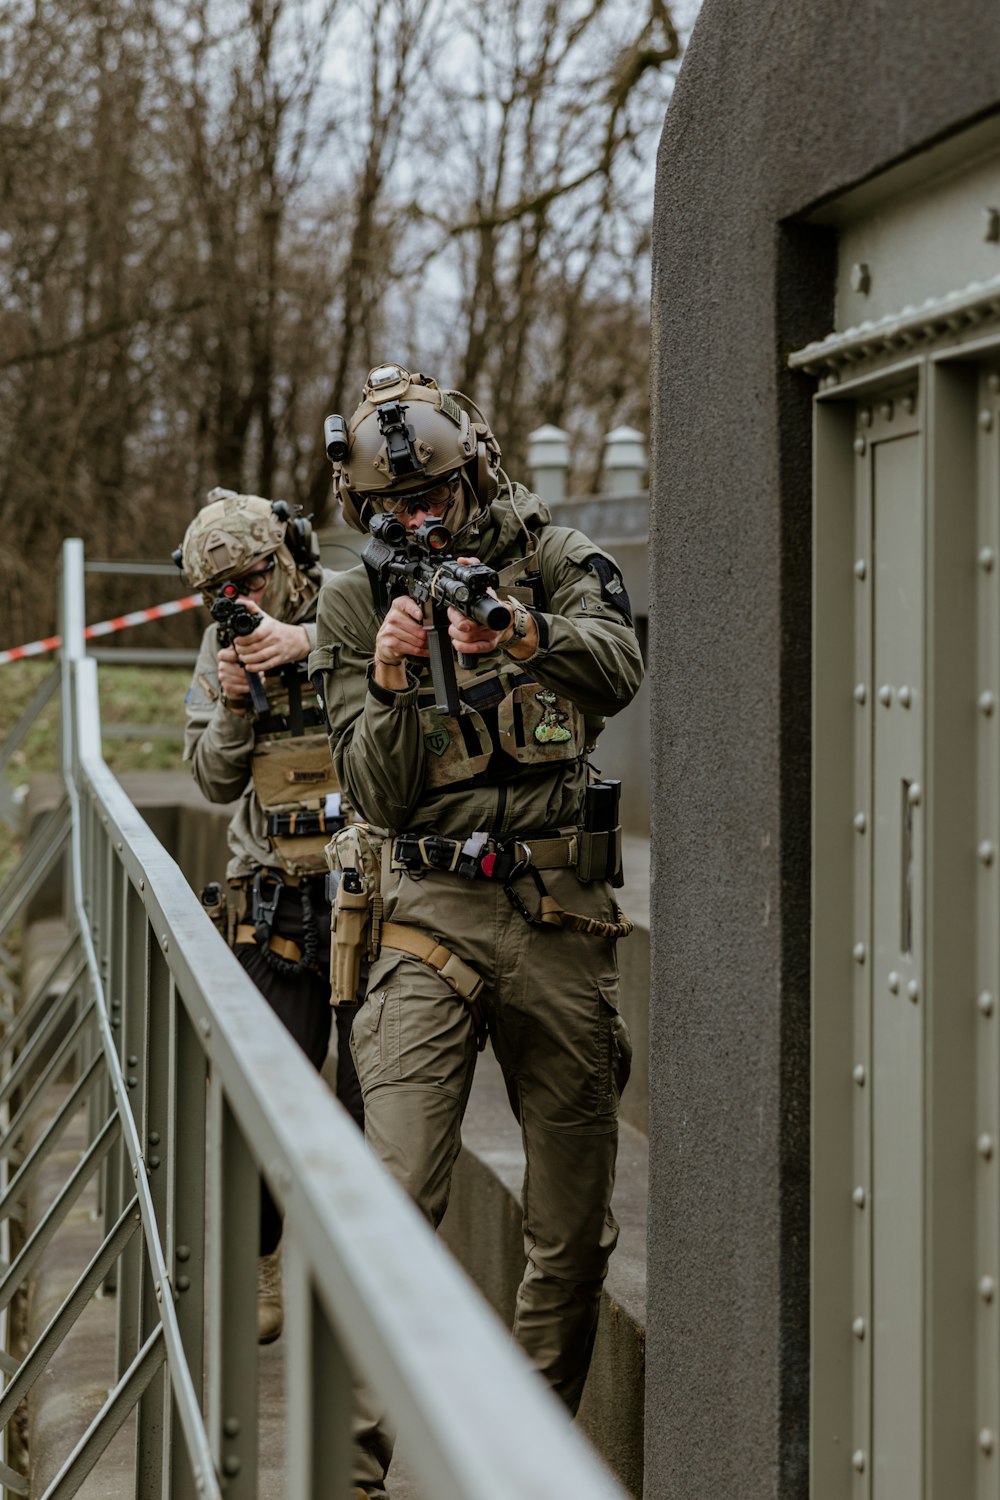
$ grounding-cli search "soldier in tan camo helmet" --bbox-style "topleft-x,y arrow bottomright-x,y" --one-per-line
178,487 -> 322,623
177,485 -> 363,1349
179,488 -> 285,590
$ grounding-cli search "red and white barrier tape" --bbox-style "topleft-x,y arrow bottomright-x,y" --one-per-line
0,593 -> 204,666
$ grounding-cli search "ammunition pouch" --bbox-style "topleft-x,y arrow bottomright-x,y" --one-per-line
575,825 -> 623,887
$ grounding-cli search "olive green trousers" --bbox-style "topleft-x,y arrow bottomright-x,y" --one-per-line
349,864 -> 631,1490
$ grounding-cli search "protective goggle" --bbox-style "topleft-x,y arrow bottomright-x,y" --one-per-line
226,558 -> 274,591
362,470 -> 462,518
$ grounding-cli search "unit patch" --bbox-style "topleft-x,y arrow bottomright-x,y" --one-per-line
424,724 -> 451,757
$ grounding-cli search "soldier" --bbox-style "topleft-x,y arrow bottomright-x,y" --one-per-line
177,488 -> 363,1345
311,366 -> 643,1496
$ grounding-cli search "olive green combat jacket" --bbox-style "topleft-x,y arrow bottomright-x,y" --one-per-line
183,567 -> 336,877
310,489 -> 643,841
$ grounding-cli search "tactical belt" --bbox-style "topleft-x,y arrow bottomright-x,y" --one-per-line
232,868 -> 328,892
392,831 -> 577,882
235,924 -> 313,966
266,808 -> 346,839
390,831 -> 633,941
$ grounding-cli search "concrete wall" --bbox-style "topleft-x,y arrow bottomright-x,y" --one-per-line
648,3 -> 1000,1496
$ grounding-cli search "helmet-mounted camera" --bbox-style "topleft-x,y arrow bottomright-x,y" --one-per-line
324,414 -> 349,464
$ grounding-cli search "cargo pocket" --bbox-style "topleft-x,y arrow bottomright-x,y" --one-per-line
350,971 -> 402,1088
599,990 -> 632,1110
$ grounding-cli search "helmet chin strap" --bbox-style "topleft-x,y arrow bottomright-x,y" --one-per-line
446,471 -> 488,549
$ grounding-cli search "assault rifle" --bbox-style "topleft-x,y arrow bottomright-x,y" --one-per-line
362,513 -> 511,715
210,585 -> 270,713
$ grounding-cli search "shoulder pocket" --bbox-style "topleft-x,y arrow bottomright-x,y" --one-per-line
307,643 -> 338,676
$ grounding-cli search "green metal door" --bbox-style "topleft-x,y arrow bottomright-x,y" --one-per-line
868,418 -> 924,1498
796,118 -> 1000,1500
810,360 -> 1000,1498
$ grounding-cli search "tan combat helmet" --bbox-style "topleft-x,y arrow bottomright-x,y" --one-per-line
325,364 -> 502,535
177,489 -> 286,591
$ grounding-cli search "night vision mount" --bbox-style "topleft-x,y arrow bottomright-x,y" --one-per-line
375,400 -> 422,478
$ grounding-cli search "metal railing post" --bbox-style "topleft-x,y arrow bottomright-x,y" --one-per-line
206,1083 -> 258,1498
134,938 -> 171,1498
168,999 -> 207,1500
284,1237 -> 352,1498
114,890 -> 147,1366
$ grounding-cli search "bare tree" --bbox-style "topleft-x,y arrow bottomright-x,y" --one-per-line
0,0 -> 686,643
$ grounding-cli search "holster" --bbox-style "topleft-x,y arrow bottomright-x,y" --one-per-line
200,884 -> 229,941
330,874 -> 370,1005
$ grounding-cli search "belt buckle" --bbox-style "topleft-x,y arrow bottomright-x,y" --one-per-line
424,836 -> 459,872
458,831 -> 489,880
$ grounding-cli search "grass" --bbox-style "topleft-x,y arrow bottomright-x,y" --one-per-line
1,658 -> 192,887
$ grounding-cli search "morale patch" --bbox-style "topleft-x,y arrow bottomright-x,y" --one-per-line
584,554 -> 633,622
424,726 -> 450,756
533,688 -> 572,744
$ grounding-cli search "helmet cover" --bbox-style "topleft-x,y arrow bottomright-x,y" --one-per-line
180,489 -> 286,590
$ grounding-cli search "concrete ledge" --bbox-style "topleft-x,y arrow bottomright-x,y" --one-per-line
440,1052 -> 647,1499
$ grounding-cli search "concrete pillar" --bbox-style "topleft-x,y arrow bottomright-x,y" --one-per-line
602,426 -> 647,495
527,424 -> 570,504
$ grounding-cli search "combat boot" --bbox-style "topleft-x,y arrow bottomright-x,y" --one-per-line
257,1248 -> 283,1344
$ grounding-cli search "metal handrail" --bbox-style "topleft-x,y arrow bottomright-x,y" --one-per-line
0,538 -> 627,1498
